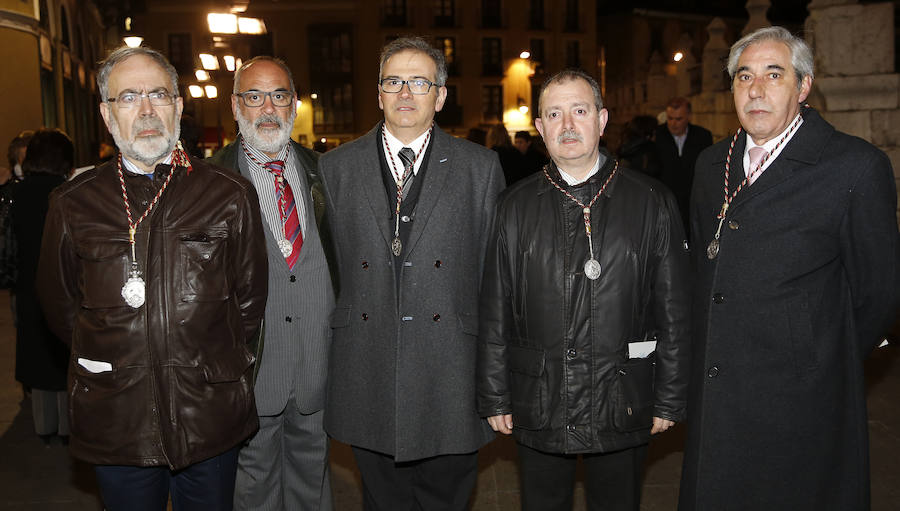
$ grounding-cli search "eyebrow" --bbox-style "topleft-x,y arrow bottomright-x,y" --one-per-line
736,64 -> 786,74
241,88 -> 291,92
117,86 -> 170,94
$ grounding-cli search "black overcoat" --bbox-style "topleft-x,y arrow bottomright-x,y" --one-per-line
13,172 -> 68,390
680,107 -> 899,510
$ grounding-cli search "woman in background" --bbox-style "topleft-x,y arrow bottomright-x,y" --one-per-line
13,128 -> 73,446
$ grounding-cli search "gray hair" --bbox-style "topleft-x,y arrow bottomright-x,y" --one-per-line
379,37 -> 447,87
537,68 -> 603,117
727,26 -> 814,90
97,46 -> 179,101
233,56 -> 296,94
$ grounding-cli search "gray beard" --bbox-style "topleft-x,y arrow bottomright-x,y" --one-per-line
236,110 -> 294,154
109,115 -> 180,168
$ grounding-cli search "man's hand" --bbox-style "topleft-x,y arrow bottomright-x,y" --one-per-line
651,417 -> 675,434
487,414 -> 513,435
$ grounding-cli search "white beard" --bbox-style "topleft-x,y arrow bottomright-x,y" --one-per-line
109,114 -> 180,168
236,109 -> 295,154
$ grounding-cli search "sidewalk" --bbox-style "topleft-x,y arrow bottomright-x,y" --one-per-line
1,289 -> 897,509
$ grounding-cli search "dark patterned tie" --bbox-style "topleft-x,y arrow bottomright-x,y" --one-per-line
398,147 -> 416,200
264,160 -> 303,269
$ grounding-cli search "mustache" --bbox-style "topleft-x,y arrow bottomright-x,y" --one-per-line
557,129 -> 583,144
743,102 -> 770,113
255,114 -> 284,130
132,117 -> 166,137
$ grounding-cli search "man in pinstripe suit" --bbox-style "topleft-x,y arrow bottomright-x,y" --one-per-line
209,56 -> 335,511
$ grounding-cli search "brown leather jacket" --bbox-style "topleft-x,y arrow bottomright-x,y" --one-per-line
37,157 -> 268,469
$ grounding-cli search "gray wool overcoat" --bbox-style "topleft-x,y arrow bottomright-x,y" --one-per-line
319,123 -> 504,462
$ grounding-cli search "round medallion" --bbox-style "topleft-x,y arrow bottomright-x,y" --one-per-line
584,259 -> 602,280
121,275 -> 146,308
278,239 -> 293,257
706,239 -> 719,260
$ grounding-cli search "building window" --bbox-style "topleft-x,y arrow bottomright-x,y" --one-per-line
435,37 -> 457,76
565,0 -> 579,32
434,0 -> 455,27
482,85 -> 503,123
530,38 -> 545,71
168,34 -> 193,76
60,6 -> 71,47
481,0 -> 501,28
482,38 -> 502,76
309,25 -> 355,133
528,0 -> 544,30
566,40 -> 580,68
382,0 -> 407,27
435,84 -> 462,126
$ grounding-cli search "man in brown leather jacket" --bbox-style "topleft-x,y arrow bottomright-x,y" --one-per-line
477,69 -> 690,511
36,45 -> 268,511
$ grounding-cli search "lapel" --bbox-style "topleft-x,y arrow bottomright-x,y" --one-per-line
404,125 -> 452,256
358,124 -> 395,247
731,108 -> 828,211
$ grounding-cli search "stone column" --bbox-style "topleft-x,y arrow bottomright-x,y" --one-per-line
742,0 -> 771,35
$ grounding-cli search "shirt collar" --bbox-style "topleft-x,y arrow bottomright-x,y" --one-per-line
241,136 -> 290,167
122,151 -> 174,176
382,124 -> 432,176
557,153 -> 604,186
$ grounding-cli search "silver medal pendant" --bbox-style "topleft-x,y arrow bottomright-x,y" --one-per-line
278,239 -> 293,258
391,237 -> 402,257
121,272 -> 146,309
584,259 -> 602,280
706,239 -> 719,260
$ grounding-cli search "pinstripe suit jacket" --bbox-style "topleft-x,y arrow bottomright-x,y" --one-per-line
210,138 -> 335,414
320,123 -> 504,461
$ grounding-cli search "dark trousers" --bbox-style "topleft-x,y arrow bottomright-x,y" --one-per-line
352,446 -> 478,511
94,446 -> 240,511
517,443 -> 648,511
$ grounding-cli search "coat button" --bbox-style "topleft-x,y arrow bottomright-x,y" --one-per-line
434,260 -> 442,268
289,275 -> 296,282
401,215 -> 411,223
566,348 -> 576,359
285,316 -> 292,322
707,366 -> 719,378
566,424 -> 575,431
728,219 -> 740,230
361,313 -> 368,321
712,293 -> 725,304
433,314 -> 441,321
361,261 -> 369,269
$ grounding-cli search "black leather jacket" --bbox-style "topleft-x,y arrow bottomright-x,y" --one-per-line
37,157 -> 268,469
477,153 -> 691,454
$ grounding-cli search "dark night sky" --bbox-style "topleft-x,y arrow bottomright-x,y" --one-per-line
597,1 -> 813,25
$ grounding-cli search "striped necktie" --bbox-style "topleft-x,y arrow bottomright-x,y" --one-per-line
264,160 -> 303,269
398,147 -> 416,200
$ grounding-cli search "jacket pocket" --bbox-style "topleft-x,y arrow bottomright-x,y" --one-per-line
202,347 -> 255,383
178,229 -> 229,302
612,354 -> 655,432
508,344 -> 549,430
73,238 -> 130,308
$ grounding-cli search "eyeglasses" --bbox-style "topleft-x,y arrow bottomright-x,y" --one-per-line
234,90 -> 295,108
107,91 -> 176,108
378,78 -> 440,95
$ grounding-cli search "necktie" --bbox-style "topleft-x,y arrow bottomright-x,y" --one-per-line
264,160 -> 303,269
398,147 -> 416,200
747,146 -> 768,185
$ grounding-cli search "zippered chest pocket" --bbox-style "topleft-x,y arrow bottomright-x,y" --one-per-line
178,229 -> 230,302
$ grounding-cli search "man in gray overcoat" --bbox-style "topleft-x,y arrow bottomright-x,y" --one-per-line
681,26 -> 899,510
319,37 -> 504,510
209,56 -> 335,511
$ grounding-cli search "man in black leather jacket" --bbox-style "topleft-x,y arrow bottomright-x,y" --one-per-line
477,69 -> 691,511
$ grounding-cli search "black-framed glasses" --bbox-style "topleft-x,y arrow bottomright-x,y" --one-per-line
378,78 -> 440,95
107,90 -> 176,108
234,90 -> 295,108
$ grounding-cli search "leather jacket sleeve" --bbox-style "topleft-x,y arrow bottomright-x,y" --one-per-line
230,182 -> 268,344
477,205 -> 513,418
36,190 -> 80,346
649,190 -> 692,422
